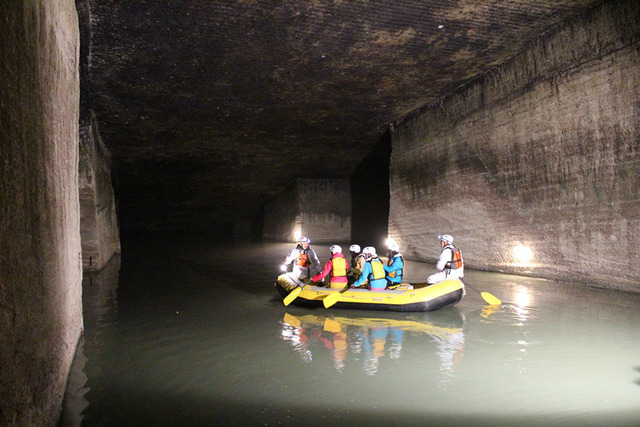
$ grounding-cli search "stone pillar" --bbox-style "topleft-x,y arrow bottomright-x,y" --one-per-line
264,179 -> 351,243
0,1 -> 82,425
389,0 -> 640,291
79,112 -> 121,271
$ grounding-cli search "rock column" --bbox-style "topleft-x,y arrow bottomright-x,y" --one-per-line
0,1 -> 83,424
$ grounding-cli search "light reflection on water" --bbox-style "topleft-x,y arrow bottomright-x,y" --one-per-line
60,241 -> 640,426
279,312 -> 466,380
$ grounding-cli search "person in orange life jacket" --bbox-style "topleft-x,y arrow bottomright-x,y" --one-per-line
347,244 -> 366,282
352,246 -> 387,290
311,245 -> 349,289
282,236 -> 321,280
427,234 -> 464,284
384,239 -> 404,286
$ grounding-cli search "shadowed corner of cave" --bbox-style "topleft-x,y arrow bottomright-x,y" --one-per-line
351,129 -> 391,248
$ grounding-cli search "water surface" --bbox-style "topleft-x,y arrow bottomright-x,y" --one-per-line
60,240 -> 640,426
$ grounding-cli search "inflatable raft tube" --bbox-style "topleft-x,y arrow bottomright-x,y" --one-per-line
275,274 -> 464,312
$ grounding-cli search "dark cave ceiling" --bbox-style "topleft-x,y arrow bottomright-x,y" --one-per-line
82,0 -> 600,233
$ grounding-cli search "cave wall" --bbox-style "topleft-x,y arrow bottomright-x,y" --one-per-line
389,0 -> 639,291
0,1 -> 83,425
263,179 -> 351,243
79,112 -> 121,271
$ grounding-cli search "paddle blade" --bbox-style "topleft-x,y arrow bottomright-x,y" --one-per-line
481,291 -> 501,305
283,286 -> 302,306
323,291 -> 342,309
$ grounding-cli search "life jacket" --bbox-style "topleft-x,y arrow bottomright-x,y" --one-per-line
332,256 -> 347,277
296,249 -> 310,267
444,245 -> 463,270
369,258 -> 386,280
387,254 -> 405,279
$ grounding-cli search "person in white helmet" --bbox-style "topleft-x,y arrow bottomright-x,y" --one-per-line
352,246 -> 387,290
384,239 -> 405,288
427,234 -> 464,284
347,244 -> 366,282
311,245 -> 349,289
282,236 -> 321,280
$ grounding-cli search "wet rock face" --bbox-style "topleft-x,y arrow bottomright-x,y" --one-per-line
389,1 -> 640,291
79,113 -> 121,271
84,0 -> 599,233
0,1 -> 82,425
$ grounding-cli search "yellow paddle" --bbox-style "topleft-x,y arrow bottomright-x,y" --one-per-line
283,286 -> 302,306
462,279 -> 501,305
323,285 -> 350,309
283,274 -> 306,306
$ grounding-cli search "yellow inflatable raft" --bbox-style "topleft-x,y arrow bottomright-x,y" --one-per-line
275,274 -> 464,312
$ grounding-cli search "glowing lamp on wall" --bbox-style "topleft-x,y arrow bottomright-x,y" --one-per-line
293,227 -> 302,242
512,244 -> 534,265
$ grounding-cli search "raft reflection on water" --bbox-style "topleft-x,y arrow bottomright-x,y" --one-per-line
280,311 -> 466,379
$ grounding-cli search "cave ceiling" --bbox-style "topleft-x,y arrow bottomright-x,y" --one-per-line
83,0 -> 600,233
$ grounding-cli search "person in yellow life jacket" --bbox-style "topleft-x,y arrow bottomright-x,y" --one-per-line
282,236 -> 321,280
427,234 -> 464,284
346,244 -> 366,283
384,239 -> 404,287
352,246 -> 387,290
311,245 -> 349,289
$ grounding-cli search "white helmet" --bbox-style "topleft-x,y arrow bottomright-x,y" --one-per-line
330,245 -> 342,254
362,246 -> 377,257
298,236 -> 311,243
349,244 -> 361,253
439,234 -> 453,244
387,239 -> 399,252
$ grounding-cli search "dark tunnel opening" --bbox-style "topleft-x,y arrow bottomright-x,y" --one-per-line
350,128 -> 391,249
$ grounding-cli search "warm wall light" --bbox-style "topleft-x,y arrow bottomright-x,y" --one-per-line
293,228 -> 302,242
512,244 -> 534,264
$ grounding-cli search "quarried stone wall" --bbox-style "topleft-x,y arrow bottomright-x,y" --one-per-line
389,0 -> 639,291
298,179 -> 351,243
0,1 -> 83,425
263,182 -> 302,242
263,179 -> 351,243
79,112 -> 121,271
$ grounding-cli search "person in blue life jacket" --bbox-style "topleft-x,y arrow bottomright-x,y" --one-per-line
281,236 -> 321,280
352,246 -> 387,291
427,234 -> 464,284
384,238 -> 404,288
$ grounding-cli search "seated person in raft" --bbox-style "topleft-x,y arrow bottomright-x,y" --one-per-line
351,246 -> 387,291
281,236 -> 321,280
346,244 -> 366,286
311,245 -> 349,289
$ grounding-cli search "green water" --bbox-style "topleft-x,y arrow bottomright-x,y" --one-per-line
60,239 -> 640,426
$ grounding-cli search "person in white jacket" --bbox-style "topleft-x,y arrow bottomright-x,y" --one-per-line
281,236 -> 321,280
427,234 -> 464,284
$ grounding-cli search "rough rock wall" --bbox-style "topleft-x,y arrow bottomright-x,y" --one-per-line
298,179 -> 351,244
263,179 -> 351,243
263,182 -> 302,242
79,112 -> 121,271
389,0 -> 639,291
0,1 -> 82,425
